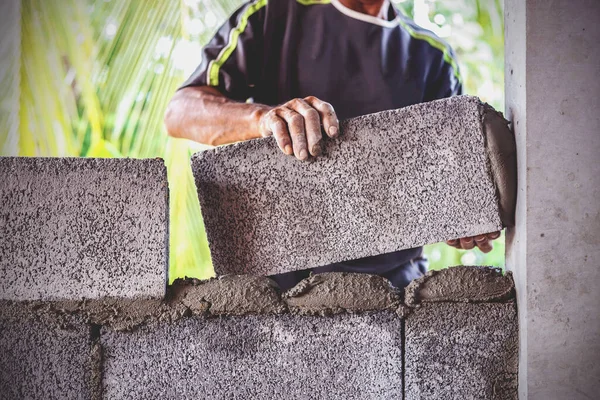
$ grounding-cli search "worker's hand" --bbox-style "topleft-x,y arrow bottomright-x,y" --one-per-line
258,96 -> 340,161
445,231 -> 501,253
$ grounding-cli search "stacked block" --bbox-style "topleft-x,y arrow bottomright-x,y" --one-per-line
192,96 -> 513,276
0,94 -> 520,399
0,157 -> 168,300
403,267 -> 518,400
101,313 -> 403,399
0,305 -> 97,400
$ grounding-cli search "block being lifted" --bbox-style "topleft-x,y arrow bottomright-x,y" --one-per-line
0,157 -> 168,301
192,95 -> 516,276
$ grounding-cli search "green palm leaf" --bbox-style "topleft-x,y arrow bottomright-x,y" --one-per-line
4,0 -> 244,281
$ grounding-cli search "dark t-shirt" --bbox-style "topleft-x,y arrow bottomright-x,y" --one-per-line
181,0 -> 463,287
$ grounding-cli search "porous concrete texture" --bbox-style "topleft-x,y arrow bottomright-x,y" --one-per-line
405,302 -> 518,400
0,157 -> 168,301
193,95 -> 512,276
505,1 -> 600,398
0,303 -> 95,400
284,272 -> 400,315
404,265 -> 515,307
102,313 -> 403,399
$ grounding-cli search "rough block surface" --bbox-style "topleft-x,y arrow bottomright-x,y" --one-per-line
0,306 -> 95,400
0,157 -> 168,300
405,302 -> 518,400
102,313 -> 403,399
193,96 -> 502,276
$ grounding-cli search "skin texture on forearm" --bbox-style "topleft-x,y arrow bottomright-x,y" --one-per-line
165,86 -> 340,161
164,86 -> 269,146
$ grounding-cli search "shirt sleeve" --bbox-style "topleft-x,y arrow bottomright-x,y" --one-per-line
423,48 -> 463,101
178,0 -> 266,101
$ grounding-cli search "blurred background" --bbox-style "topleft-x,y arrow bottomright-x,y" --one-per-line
0,0 -> 505,282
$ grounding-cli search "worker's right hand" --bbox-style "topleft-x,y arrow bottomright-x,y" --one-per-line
258,96 -> 340,161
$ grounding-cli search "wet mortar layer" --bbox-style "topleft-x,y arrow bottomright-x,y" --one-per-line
0,275 -> 287,333
0,268 -> 515,332
479,103 -> 517,227
404,265 -> 516,307
284,272 -> 400,315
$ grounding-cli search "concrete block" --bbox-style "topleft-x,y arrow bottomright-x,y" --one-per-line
405,302 -> 518,400
0,157 -> 168,300
102,312 -> 402,399
193,95 -> 512,276
0,304 -> 96,400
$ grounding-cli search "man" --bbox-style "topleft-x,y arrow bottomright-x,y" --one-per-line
164,0 -> 500,290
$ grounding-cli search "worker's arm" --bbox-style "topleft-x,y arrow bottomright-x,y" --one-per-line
165,1 -> 338,160
164,86 -> 340,161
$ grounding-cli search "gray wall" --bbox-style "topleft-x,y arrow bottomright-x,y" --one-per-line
505,1 -> 600,399
1,269 -> 519,400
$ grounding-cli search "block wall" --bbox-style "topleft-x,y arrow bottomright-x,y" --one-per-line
0,266 -> 517,400
1,96 -> 518,399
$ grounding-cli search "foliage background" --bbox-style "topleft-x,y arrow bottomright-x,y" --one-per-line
0,0 -> 505,281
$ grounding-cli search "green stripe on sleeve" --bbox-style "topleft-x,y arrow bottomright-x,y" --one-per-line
207,0 -> 268,87
296,0 -> 331,5
397,19 -> 463,84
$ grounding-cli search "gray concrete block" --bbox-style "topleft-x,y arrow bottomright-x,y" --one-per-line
405,302 -> 518,400
102,312 -> 402,399
193,95 -> 505,276
0,304 -> 95,400
0,157 -> 168,300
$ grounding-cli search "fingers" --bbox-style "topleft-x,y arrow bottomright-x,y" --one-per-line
304,96 -> 340,138
474,234 -> 493,253
262,111 -> 293,155
261,97 -> 339,160
446,231 -> 501,252
446,239 -> 461,249
487,231 -> 501,240
276,107 -> 309,161
287,98 -> 323,156
459,237 -> 475,250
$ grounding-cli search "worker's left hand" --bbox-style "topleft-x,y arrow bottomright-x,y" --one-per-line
445,231 -> 501,253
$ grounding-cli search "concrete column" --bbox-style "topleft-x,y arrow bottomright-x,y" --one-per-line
505,1 -> 600,399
